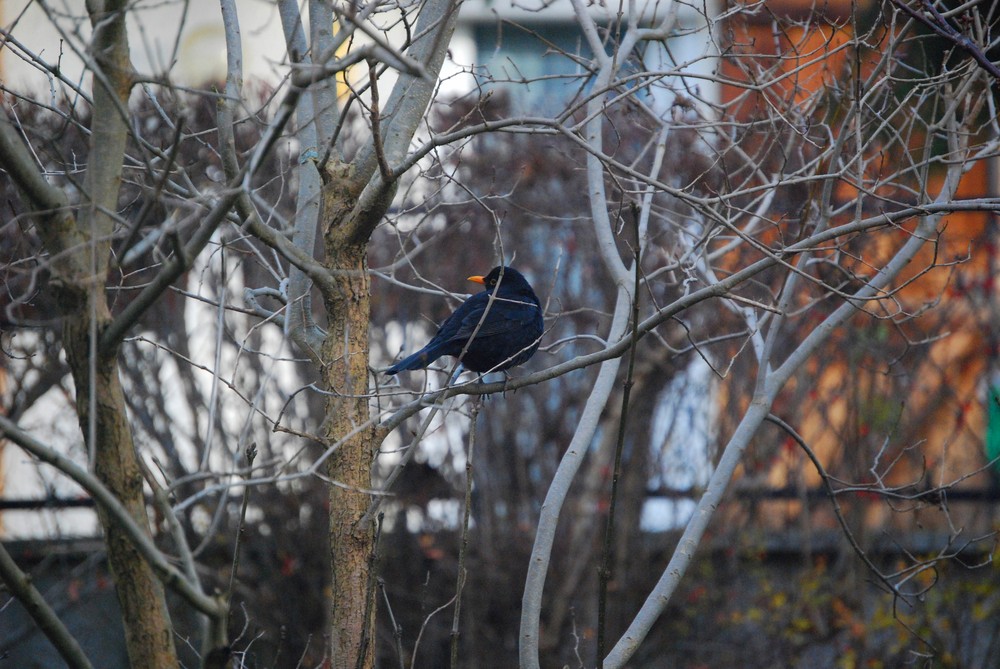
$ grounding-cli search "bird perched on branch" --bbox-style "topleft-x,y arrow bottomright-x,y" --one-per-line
385,266 -> 544,375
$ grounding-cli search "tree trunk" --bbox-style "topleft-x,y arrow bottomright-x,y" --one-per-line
43,2 -> 182,666
321,241 -> 377,669
62,296 -> 179,669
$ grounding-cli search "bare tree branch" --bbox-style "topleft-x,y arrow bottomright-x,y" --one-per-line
0,541 -> 95,669
0,415 -> 225,619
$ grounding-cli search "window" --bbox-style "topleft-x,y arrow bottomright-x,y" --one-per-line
472,21 -> 596,113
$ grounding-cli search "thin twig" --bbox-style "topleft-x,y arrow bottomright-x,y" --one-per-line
227,442 -> 258,607
410,594 -> 458,669
597,205 -> 641,667
763,415 -> 909,602
451,397 -> 481,668
379,577 -> 406,669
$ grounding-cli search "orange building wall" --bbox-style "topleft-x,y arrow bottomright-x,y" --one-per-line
714,2 -> 998,533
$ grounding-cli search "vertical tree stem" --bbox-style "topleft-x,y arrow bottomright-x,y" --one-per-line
597,207 -> 642,667
451,398 -> 482,668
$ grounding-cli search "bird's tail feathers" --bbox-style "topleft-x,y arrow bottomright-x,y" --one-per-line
385,345 -> 441,375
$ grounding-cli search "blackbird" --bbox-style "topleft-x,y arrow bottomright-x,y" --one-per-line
385,266 -> 544,375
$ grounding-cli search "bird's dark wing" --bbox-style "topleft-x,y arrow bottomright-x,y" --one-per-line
445,294 -> 540,343
385,295 -> 489,374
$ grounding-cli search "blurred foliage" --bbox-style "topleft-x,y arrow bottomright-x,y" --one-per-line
633,538 -> 1000,669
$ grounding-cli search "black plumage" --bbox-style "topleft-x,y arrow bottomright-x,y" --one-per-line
385,266 -> 544,375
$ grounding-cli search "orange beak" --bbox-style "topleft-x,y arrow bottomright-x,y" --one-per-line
467,275 -> 486,284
